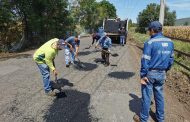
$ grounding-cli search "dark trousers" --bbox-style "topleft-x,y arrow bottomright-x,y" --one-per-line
92,36 -> 100,45
101,48 -> 110,65
92,38 -> 96,45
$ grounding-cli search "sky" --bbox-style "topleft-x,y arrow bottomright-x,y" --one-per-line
96,0 -> 190,23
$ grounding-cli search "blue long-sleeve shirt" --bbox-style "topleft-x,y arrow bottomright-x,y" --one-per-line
65,36 -> 80,48
140,32 -> 174,78
97,36 -> 112,49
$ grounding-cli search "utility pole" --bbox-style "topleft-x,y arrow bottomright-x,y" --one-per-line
126,18 -> 129,31
159,0 -> 166,25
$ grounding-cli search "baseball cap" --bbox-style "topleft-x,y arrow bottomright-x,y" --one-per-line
148,21 -> 162,31
58,39 -> 65,45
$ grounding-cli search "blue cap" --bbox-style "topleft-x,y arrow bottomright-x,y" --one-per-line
148,21 -> 162,31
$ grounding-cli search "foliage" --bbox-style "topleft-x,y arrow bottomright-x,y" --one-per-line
0,0 -> 74,51
0,0 -> 117,51
0,0 -> 23,51
78,0 -> 98,32
98,0 -> 116,19
128,19 -> 137,29
77,0 -> 117,33
136,3 -> 176,33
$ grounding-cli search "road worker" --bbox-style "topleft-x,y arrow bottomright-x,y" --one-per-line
33,38 -> 65,96
91,32 -> 101,47
118,26 -> 127,46
64,35 -> 80,67
95,32 -> 112,66
133,21 -> 174,122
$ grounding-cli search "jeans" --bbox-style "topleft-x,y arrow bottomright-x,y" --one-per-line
36,63 -> 52,93
65,46 -> 75,65
120,36 -> 125,45
140,70 -> 166,122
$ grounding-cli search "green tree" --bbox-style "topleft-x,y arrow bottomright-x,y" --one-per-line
0,0 -> 74,51
97,0 -> 116,19
164,7 -> 176,26
77,0 -> 116,33
78,0 -> 98,32
0,0 -> 23,51
128,19 -> 133,28
136,3 -> 176,33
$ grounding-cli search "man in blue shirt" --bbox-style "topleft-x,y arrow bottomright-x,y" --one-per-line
95,33 -> 112,66
133,21 -> 174,122
64,35 -> 80,67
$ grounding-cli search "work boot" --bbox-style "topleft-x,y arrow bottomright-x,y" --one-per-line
66,64 -> 70,68
46,90 -> 57,97
133,114 -> 140,122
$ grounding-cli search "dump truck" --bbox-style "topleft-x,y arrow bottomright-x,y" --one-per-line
103,18 -> 128,44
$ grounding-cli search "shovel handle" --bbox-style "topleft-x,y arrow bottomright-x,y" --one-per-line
54,75 -> 58,83
77,57 -> 81,63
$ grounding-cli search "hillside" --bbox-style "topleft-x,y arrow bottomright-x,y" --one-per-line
175,17 -> 190,26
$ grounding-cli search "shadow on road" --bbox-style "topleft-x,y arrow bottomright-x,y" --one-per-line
73,62 -> 98,71
78,51 -> 92,56
129,93 -> 158,122
94,58 -> 104,64
129,93 -> 141,116
51,78 -> 74,90
149,108 -> 158,122
43,90 -> 97,122
108,71 -> 135,79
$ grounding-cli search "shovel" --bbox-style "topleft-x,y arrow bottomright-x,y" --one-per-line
76,57 -> 86,68
52,75 -> 62,93
54,75 -> 58,83
99,49 -> 119,57
83,45 -> 92,50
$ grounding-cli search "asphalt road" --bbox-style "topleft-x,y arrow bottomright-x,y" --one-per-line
0,37 -> 189,122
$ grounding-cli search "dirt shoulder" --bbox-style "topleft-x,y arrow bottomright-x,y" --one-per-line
0,49 -> 35,61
